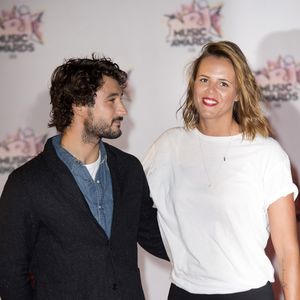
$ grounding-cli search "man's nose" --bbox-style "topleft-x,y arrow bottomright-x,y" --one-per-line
118,100 -> 128,116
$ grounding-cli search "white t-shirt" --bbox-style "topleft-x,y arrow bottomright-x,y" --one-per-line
142,127 -> 298,294
84,153 -> 101,180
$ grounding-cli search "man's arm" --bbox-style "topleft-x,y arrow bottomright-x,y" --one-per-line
0,172 -> 36,299
137,169 -> 169,261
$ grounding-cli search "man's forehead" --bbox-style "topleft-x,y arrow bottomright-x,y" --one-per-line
99,76 -> 122,94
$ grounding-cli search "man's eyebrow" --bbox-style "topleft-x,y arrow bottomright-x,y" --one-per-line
106,92 -> 121,98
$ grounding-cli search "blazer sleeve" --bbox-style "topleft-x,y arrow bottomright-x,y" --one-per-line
137,169 -> 169,261
0,172 -> 37,300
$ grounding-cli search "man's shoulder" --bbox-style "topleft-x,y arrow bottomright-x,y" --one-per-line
9,151 -> 44,179
8,138 -> 56,180
104,142 -> 140,164
104,143 -> 145,180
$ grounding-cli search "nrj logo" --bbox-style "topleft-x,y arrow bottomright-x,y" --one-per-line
0,128 -> 47,174
0,5 -> 44,54
164,0 -> 222,48
255,56 -> 300,105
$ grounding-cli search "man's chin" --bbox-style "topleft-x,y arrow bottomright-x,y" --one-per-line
102,130 -> 122,139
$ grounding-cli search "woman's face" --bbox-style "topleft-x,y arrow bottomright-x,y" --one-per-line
193,55 -> 238,127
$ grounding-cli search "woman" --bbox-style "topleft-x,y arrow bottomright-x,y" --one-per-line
143,41 -> 300,300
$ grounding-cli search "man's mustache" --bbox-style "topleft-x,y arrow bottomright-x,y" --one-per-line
112,117 -> 123,122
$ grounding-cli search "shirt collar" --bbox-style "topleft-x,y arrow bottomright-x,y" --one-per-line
52,134 -> 106,172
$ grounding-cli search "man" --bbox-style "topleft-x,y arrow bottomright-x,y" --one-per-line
0,56 -> 167,299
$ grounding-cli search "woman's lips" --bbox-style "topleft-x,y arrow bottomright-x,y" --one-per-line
202,97 -> 218,106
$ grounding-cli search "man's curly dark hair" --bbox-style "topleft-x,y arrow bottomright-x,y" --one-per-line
48,54 -> 127,133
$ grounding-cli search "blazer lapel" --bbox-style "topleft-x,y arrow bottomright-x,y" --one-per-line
105,144 -> 122,239
42,139 -> 108,237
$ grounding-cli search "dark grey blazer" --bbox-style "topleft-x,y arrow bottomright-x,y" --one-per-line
0,138 -> 168,300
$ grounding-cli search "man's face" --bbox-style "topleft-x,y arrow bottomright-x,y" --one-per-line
82,76 -> 127,143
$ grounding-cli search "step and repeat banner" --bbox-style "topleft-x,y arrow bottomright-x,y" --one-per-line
1,0 -> 299,299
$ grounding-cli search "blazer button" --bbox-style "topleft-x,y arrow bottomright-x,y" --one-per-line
112,283 -> 117,290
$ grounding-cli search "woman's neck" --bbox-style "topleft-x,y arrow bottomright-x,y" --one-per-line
197,120 -> 240,137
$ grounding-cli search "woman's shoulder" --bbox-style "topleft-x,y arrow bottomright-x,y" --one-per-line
144,127 -> 191,157
251,135 -> 289,161
155,126 -> 192,142
253,135 -> 283,148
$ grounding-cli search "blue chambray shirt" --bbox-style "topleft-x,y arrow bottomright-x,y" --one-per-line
52,135 -> 113,238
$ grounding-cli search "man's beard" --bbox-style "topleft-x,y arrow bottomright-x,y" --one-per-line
82,114 -> 123,143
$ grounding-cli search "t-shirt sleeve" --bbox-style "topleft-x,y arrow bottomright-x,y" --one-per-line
263,145 -> 298,208
142,130 -> 174,209
142,142 -> 156,176
142,129 -> 172,176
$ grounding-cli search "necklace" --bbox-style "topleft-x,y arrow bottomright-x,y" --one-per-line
197,132 -> 233,188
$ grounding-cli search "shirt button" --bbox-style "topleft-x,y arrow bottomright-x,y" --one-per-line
98,205 -> 102,209
96,180 -> 100,183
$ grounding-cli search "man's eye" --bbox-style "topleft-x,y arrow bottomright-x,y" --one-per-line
121,95 -> 130,102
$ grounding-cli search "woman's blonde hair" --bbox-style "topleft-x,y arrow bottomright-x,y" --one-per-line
180,40 -> 270,139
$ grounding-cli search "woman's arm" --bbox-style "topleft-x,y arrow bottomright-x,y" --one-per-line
268,193 -> 300,300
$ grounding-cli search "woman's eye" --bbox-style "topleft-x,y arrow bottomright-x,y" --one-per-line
199,78 -> 207,83
220,81 -> 229,87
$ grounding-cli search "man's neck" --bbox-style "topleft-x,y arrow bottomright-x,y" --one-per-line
60,130 -> 100,164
